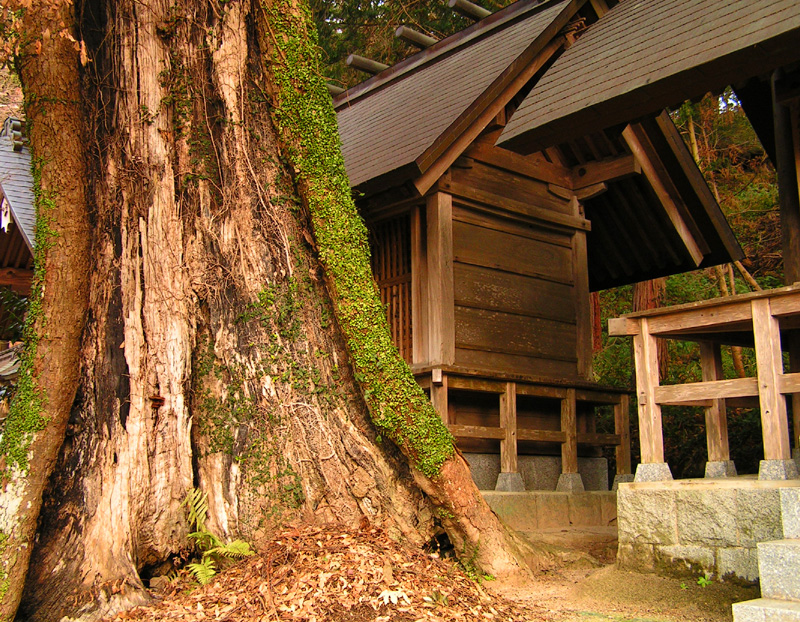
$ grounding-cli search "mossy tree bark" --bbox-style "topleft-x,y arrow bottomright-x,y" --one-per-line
5,1 -> 528,620
0,2 -> 91,620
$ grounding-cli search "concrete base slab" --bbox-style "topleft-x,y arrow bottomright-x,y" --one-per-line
759,459 -> 799,481
733,598 -> 800,622
634,462 -> 673,482
612,473 -> 635,490
495,472 -> 525,492
705,460 -> 737,478
556,472 -> 585,492
482,490 -> 617,531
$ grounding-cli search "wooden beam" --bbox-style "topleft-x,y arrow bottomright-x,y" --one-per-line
614,394 -> 632,475
426,192 -> 455,366
700,342 -> 730,462
561,388 -> 578,474
448,424 -> 504,439
633,318 -> 665,463
752,298 -> 791,461
571,154 -> 640,189
345,54 -> 389,75
517,429 -> 566,443
655,377 -> 758,404
499,382 -> 517,473
448,0 -> 491,21
463,142 -> 572,187
577,432 -> 620,446
395,25 -> 437,49
622,124 -> 705,267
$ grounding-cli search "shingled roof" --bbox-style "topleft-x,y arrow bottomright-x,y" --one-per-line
334,0 -> 583,189
499,0 -> 800,153
0,118 -> 34,251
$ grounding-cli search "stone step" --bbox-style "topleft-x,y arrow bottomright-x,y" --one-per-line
733,598 -> 800,622
758,540 -> 800,600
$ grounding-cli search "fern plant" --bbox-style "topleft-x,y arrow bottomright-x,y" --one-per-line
182,488 -> 254,585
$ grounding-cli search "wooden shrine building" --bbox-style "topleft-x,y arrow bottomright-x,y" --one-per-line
333,0 -> 757,492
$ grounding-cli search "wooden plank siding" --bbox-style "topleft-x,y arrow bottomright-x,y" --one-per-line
370,215 -> 413,363
451,206 -> 579,379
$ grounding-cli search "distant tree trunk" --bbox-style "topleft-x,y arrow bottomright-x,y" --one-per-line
0,2 -> 90,619
632,278 -> 668,380
7,1 -> 527,620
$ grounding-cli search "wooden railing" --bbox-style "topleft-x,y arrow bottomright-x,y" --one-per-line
414,365 -> 631,490
609,283 -> 800,481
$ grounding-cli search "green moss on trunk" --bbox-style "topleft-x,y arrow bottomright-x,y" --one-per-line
259,0 -> 454,478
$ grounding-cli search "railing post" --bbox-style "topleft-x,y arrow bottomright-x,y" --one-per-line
612,394 -> 634,489
495,382 -> 524,491
557,388 -> 584,491
752,298 -> 797,479
700,341 -> 736,477
633,318 -> 672,481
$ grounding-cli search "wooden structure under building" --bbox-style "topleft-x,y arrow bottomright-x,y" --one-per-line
334,0 -> 760,490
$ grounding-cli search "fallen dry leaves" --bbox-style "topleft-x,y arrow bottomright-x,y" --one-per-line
106,524 -> 553,622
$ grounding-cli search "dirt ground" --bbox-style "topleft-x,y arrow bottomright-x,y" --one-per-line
105,524 -> 760,622
491,528 -> 760,622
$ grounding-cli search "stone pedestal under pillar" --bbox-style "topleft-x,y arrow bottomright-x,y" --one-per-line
494,472 -> 525,492
634,462 -> 673,482
612,473 -> 635,490
556,472 -> 585,492
759,459 -> 799,481
705,460 -> 737,478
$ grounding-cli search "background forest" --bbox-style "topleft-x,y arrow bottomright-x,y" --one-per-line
0,1 -> 784,480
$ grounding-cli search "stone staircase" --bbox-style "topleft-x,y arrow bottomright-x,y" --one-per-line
733,489 -> 800,622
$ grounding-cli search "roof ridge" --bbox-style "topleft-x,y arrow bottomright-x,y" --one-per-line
334,0 -> 561,109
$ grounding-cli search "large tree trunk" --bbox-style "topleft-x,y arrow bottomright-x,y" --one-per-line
9,1 -> 526,620
0,2 -> 90,620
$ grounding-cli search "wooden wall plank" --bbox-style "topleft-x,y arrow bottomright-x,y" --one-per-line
614,394 -> 632,475
455,348 -> 578,379
454,263 -> 575,324
561,388 -> 578,473
455,306 -> 576,361
411,205 -> 428,364
573,230 -> 592,379
453,219 -> 573,283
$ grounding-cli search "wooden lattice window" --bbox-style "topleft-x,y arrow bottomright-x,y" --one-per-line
370,215 -> 412,363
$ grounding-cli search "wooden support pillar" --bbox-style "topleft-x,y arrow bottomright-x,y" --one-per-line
499,382 -> 517,474
426,192 -> 455,366
614,394 -> 632,476
700,342 -> 730,462
410,204 -> 429,365
561,388 -> 578,474
752,298 -> 791,461
633,318 -> 666,464
773,70 -> 800,284
430,370 -> 449,424
573,230 -> 592,379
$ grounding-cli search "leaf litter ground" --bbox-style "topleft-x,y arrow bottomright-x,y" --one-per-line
107,524 -> 552,622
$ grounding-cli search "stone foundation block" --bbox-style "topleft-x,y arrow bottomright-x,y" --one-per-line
568,492 -> 602,526
733,598 -> 800,622
737,488 -> 782,547
617,541 -> 656,573
612,473 -> 634,490
536,493 -> 569,529
676,489 -> 737,547
781,489 -> 800,539
758,539 -> 800,600
617,488 -> 677,545
655,544 -> 715,577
